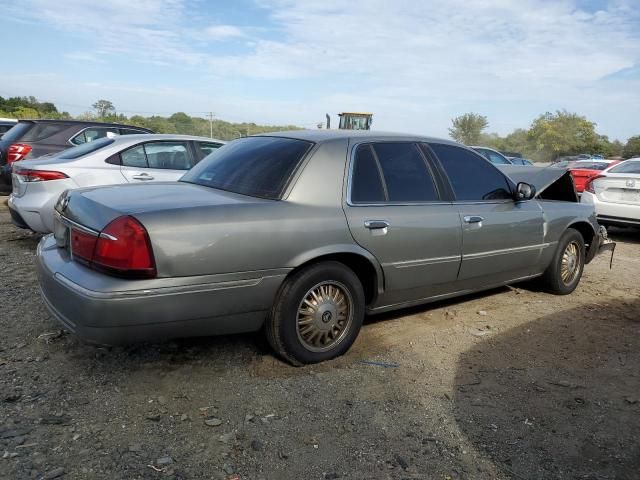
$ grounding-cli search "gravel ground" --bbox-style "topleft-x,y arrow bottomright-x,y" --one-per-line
1,197 -> 639,480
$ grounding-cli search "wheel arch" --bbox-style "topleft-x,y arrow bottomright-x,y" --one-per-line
286,245 -> 384,306
567,220 -> 597,262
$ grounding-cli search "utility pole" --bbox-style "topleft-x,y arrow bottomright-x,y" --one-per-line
207,112 -> 214,138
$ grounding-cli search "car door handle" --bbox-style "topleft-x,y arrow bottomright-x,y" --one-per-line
364,220 -> 390,229
132,173 -> 154,181
463,216 -> 484,224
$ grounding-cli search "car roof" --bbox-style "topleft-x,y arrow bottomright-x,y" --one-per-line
254,129 -> 459,145
107,133 -> 226,143
17,119 -> 153,129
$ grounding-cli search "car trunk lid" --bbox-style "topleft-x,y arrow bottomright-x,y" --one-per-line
592,175 -> 640,205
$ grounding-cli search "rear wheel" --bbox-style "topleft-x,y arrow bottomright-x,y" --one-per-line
541,228 -> 585,294
266,261 -> 365,365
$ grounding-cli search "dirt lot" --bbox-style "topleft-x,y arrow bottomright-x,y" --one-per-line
1,199 -> 639,480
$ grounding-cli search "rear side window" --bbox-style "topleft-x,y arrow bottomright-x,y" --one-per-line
429,143 -> 512,201
21,123 -> 70,142
196,141 -> 223,158
373,143 -> 439,202
181,137 -> 312,199
57,138 -> 115,159
608,161 -> 640,174
350,143 -> 439,203
121,142 -> 193,170
0,122 -> 32,142
71,127 -> 119,145
351,145 -> 386,203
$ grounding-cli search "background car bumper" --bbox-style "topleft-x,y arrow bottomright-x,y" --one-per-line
36,235 -> 287,345
581,191 -> 640,226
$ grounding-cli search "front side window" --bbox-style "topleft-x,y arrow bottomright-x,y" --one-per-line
430,143 -> 512,201
181,136 -> 312,199
145,142 -> 192,169
71,127 -> 119,145
120,128 -> 148,135
196,141 -> 223,158
120,142 -> 193,170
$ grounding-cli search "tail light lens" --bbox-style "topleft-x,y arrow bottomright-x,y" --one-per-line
70,216 -> 156,278
585,175 -> 605,194
7,143 -> 32,163
14,167 -> 68,182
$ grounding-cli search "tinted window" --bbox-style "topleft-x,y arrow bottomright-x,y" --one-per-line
0,122 -> 32,142
181,137 -> 312,199
57,138 -> 115,159
351,145 -> 385,203
430,143 -> 512,201
197,141 -> 223,158
120,128 -> 148,135
71,127 -> 119,145
572,162 -> 609,171
608,161 -> 640,174
144,142 -> 192,169
121,145 -> 147,168
475,148 -> 511,165
373,143 -> 439,202
21,123 -> 69,142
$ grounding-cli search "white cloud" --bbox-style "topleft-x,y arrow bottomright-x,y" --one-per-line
2,0 -> 639,139
205,24 -> 246,40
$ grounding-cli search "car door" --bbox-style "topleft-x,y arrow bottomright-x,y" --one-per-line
120,141 -> 195,182
344,142 -> 462,306
428,143 -> 544,286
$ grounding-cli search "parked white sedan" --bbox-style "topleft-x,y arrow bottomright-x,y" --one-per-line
581,159 -> 640,227
8,134 -> 225,233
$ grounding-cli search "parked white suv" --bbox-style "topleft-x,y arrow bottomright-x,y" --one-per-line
8,134 -> 225,233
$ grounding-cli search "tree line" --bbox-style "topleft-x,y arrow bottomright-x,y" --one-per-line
0,96 -> 300,141
449,111 -> 640,161
2,96 -> 639,159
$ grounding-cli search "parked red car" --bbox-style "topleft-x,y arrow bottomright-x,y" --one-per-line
569,160 -> 620,193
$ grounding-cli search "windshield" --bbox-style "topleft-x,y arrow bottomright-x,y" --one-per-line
181,136 -> 313,199
57,137 -> 115,159
608,161 -> 640,175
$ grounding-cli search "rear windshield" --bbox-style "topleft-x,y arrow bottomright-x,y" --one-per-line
1,122 -> 33,143
181,136 -> 313,199
608,161 -> 640,175
572,162 -> 609,170
57,137 -> 115,159
20,123 -> 71,142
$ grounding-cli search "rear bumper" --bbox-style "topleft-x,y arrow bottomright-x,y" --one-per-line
8,203 -> 30,230
36,235 -> 288,345
581,191 -> 640,226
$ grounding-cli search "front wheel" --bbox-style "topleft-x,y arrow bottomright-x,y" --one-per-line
540,228 -> 585,294
266,261 -> 365,365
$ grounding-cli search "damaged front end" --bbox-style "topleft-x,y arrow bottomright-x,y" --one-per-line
498,165 -> 616,267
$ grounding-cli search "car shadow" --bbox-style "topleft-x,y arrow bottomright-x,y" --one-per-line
607,226 -> 640,245
452,299 -> 640,479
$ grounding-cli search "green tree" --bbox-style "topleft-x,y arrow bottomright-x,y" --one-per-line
623,136 -> 640,159
92,99 -> 116,119
527,110 -> 599,162
12,106 -> 39,119
448,113 -> 489,145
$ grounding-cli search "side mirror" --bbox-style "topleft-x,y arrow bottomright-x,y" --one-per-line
515,182 -> 536,201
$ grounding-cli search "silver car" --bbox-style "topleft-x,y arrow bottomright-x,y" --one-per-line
37,130 -> 613,365
9,134 -> 225,233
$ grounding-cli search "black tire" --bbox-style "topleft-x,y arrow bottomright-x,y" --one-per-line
541,228 -> 585,294
266,261 -> 365,365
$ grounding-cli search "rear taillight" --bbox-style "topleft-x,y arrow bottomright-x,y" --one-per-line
7,143 -> 32,163
70,216 -> 156,278
585,175 -> 605,194
14,167 -> 68,182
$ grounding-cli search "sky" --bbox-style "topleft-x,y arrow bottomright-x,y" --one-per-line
0,0 -> 639,141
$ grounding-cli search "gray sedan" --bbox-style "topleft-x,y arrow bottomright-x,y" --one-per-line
37,130 -> 613,364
